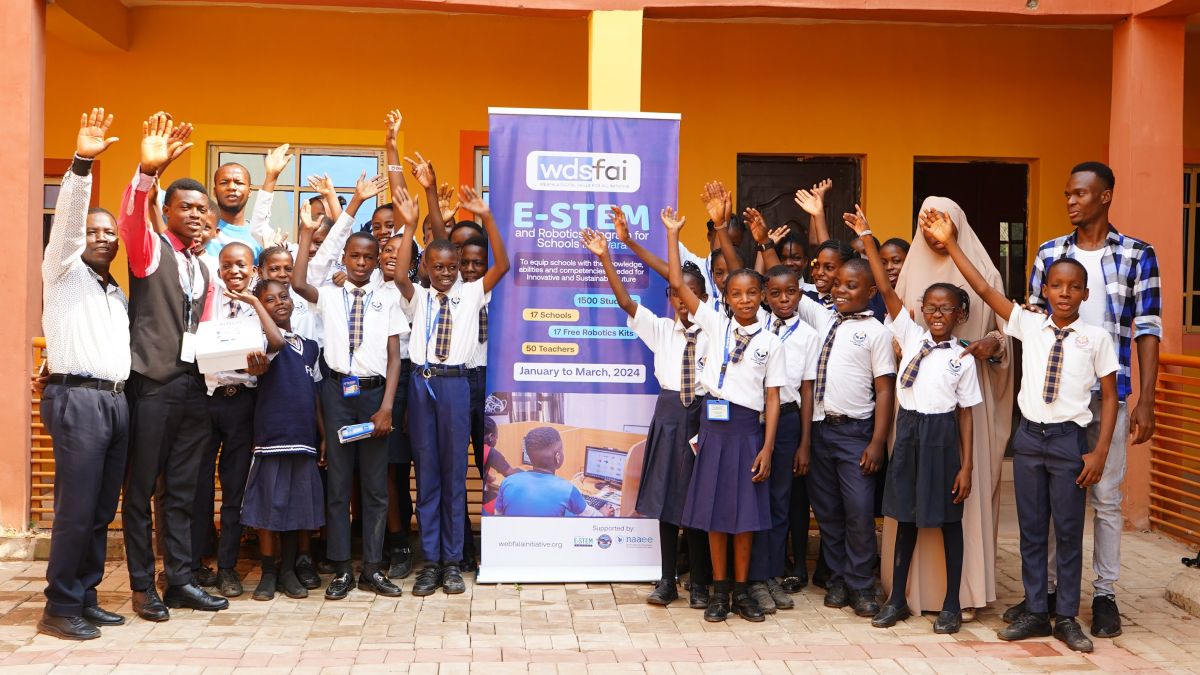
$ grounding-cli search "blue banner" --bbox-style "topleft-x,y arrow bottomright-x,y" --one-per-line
480,109 -> 680,583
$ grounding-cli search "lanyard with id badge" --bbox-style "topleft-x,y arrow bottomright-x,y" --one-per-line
176,243 -> 200,363
707,321 -> 760,422
341,288 -> 373,398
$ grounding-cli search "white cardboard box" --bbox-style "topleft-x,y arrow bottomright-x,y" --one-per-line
195,317 -> 264,374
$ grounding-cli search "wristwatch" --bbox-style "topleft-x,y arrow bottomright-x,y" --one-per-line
756,242 -> 772,252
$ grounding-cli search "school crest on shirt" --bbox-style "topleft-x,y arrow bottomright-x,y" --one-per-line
751,348 -> 769,365
370,300 -> 384,312
1075,334 -> 1091,350
851,330 -> 868,347
946,358 -> 963,377
697,356 -> 707,371
451,297 -> 461,306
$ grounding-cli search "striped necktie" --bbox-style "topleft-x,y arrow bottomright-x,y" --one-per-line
347,288 -> 365,354
679,327 -> 698,407
729,328 -> 753,364
821,294 -> 836,310
227,299 -> 239,319
1042,327 -> 1074,403
435,293 -> 452,362
899,340 -> 951,389
773,317 -> 786,335
478,306 -> 488,344
813,313 -> 871,403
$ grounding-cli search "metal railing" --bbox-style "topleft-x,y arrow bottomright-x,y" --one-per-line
1149,353 -> 1200,547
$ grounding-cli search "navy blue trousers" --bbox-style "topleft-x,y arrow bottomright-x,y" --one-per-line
808,417 -> 877,592
462,366 -> 487,564
42,385 -> 128,616
409,373 -> 471,564
750,404 -> 801,581
1013,417 -> 1088,618
193,388 -> 255,571
320,380 -> 389,565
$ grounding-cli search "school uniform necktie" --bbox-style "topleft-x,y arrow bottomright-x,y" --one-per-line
227,299 -> 239,319
813,313 -> 871,403
820,294 -> 836,310
899,340 -> 951,388
347,287 -> 365,354
679,327 -> 699,407
773,317 -> 786,335
435,293 -> 453,362
729,328 -> 753,364
478,306 -> 488,344
1042,327 -> 1074,403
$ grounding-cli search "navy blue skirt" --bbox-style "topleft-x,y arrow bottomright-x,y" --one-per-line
241,454 -> 326,532
882,407 -> 963,528
681,399 -> 769,534
635,390 -> 702,525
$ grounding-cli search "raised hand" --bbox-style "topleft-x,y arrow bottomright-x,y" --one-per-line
437,182 -> 460,222
354,172 -> 390,201
812,178 -> 833,200
660,206 -> 686,232
842,204 -> 871,236
139,112 -> 175,175
767,225 -> 789,245
264,143 -> 293,180
76,107 -> 119,159
580,228 -> 610,257
794,187 -> 825,217
700,181 -> 730,226
743,207 -> 769,244
384,109 -> 403,143
391,182 -> 420,228
919,208 -> 956,244
160,120 -> 194,174
610,206 -> 632,243
459,185 -> 490,216
224,287 -> 257,306
404,151 -> 436,189
298,200 -> 319,236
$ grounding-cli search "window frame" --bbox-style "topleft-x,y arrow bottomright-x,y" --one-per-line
1185,165 -> 1199,333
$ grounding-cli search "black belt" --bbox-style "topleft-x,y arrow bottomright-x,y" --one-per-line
331,371 -> 386,389
822,413 -> 867,426
780,401 -> 800,414
212,383 -> 252,398
47,374 -> 125,393
418,364 -> 468,378
1021,419 -> 1082,436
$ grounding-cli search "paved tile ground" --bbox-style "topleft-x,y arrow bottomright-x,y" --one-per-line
0,526 -> 1194,675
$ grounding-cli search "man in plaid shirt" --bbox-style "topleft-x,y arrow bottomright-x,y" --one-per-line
1003,161 -> 1161,640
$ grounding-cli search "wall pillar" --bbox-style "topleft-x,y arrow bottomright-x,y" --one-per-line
0,0 -> 44,529
588,10 -> 643,111
1108,15 -> 1185,531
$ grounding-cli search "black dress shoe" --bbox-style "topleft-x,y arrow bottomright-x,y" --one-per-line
689,583 -> 710,609
1090,595 -> 1122,638
253,570 -> 277,601
460,557 -> 479,574
279,570 -> 308,599
1003,592 -> 1055,623
324,572 -> 354,600
316,559 -> 338,574
647,578 -> 679,605
216,568 -> 243,598
780,574 -> 807,594
871,603 -> 911,628
811,564 -> 830,590
998,612 -> 1052,641
295,554 -> 322,590
411,564 -> 442,597
823,580 -> 849,608
704,586 -> 731,622
358,570 -> 403,597
850,588 -> 881,617
442,565 -> 466,594
933,609 -> 962,634
387,546 -> 413,580
192,565 -> 218,588
1054,617 -> 1094,653
132,587 -> 169,622
164,583 -> 229,611
37,612 -> 99,640
732,590 -> 766,622
82,605 -> 125,626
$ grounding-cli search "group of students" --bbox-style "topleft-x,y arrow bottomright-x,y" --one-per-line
37,108 -> 1161,658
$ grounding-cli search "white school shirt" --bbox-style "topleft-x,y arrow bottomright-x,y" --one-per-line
202,295 -> 264,395
1004,304 -> 1118,427
691,301 -> 786,412
627,304 -> 710,395
408,279 -> 490,367
313,276 -> 409,377
796,295 -> 897,421
289,295 -> 321,345
1074,247 -> 1108,330
765,313 -> 819,406
890,310 -> 982,414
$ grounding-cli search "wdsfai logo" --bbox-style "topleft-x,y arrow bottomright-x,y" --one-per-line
525,151 -> 641,193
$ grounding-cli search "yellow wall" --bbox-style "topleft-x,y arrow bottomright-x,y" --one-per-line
44,5 -> 589,286
642,20 -> 1113,252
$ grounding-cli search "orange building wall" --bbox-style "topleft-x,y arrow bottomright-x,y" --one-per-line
44,5 -> 589,286
1185,32 -> 1200,158
642,20 -> 1114,253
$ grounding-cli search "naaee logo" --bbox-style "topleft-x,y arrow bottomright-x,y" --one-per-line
526,151 -> 641,193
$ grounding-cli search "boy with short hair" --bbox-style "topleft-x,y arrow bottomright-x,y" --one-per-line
494,427 -> 588,517
922,208 -> 1117,654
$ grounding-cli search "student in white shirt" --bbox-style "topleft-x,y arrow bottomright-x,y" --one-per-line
387,181 -> 510,598
922,209 -> 1118,654
665,208 -> 785,624
581,220 -> 714,609
847,212 -> 980,634
746,265 -> 819,615
795,258 -> 896,619
292,204 -> 409,602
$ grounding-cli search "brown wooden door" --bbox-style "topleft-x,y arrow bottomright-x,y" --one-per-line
737,155 -> 863,245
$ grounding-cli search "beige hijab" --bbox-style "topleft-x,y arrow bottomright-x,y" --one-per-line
882,195 -> 1016,612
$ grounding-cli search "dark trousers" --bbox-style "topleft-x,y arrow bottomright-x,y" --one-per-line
751,405 -> 801,581
808,417 -> 877,592
462,366 -> 487,563
192,388 -> 255,571
409,374 -> 470,564
123,372 -> 212,590
320,379 -> 389,565
42,385 -> 129,616
1013,417 -> 1088,618
788,474 -> 812,576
